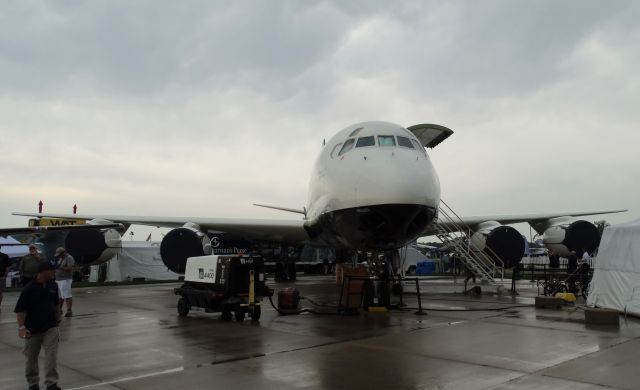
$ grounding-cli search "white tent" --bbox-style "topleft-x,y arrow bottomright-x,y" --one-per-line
587,219 -> 640,316
89,241 -> 179,282
0,236 -> 29,258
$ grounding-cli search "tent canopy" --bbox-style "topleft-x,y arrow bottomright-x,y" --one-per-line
587,219 -> 640,316
0,236 -> 29,258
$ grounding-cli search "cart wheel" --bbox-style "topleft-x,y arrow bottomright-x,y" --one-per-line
250,306 -> 261,322
177,298 -> 190,317
234,308 -> 246,322
221,307 -> 232,321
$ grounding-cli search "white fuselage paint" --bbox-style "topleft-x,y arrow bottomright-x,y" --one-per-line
306,121 -> 441,224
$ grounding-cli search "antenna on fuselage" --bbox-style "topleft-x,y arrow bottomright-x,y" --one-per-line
253,203 -> 307,218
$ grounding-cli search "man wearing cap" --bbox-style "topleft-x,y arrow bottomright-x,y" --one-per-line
15,261 -> 62,390
20,245 -> 43,287
54,248 -> 75,318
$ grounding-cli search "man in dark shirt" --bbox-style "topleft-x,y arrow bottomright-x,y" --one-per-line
0,245 -> 12,310
15,261 -> 61,390
567,251 -> 579,293
567,251 -> 578,274
548,250 -> 560,268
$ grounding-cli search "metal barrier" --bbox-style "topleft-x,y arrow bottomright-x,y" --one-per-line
338,274 -> 427,315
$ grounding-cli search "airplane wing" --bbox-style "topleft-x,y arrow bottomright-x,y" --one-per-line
11,212 -> 309,243
457,209 -> 627,226
435,209 -> 627,232
0,222 -> 124,237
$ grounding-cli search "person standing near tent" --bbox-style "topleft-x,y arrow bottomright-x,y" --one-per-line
578,248 -> 592,292
581,249 -> 592,267
567,251 -> 579,292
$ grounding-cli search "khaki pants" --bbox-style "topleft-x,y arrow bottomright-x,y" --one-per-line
23,326 -> 59,387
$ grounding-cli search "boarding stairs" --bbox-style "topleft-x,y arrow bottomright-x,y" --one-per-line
434,200 -> 505,286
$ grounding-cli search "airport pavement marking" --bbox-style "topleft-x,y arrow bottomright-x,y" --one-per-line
65,366 -> 185,390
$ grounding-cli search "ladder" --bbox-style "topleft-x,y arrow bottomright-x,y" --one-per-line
434,200 -> 505,286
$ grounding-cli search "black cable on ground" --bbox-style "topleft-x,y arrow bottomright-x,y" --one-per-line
396,294 -> 534,305
300,295 -> 339,309
267,295 -> 341,316
395,304 -> 534,312
270,294 -> 533,314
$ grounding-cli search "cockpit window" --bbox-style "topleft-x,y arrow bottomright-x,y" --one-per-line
378,135 -> 396,147
355,136 -> 375,148
349,127 -> 363,137
397,136 -> 414,149
338,138 -> 355,156
411,139 -> 426,154
330,142 -> 343,158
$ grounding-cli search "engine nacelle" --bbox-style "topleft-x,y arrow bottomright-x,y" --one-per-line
470,221 -> 525,269
65,219 -> 122,265
160,223 -> 212,273
542,217 -> 600,257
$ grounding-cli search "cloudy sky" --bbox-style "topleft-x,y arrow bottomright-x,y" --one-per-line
0,1 -> 637,238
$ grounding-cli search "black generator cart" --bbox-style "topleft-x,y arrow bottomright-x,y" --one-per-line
174,255 -> 269,322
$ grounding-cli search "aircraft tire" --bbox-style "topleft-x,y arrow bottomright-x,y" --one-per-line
221,307 -> 232,321
250,306 -> 261,322
235,308 -> 246,322
177,298 -> 190,317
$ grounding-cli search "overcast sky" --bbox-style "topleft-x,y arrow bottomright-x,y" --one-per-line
0,1 -> 637,238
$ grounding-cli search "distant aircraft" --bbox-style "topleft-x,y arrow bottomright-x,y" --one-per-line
0,219 -> 123,263
7,121 -> 625,273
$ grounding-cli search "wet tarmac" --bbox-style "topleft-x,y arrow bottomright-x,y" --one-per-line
1,276 -> 639,390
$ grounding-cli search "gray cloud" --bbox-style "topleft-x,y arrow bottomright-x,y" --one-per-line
0,0 -> 637,232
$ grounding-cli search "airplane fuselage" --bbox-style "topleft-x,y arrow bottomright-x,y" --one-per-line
304,121 -> 441,250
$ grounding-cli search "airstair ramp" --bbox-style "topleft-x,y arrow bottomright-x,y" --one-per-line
435,200 -> 506,287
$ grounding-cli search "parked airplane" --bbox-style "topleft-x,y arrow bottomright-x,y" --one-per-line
0,220 -> 123,264
6,121 -> 625,273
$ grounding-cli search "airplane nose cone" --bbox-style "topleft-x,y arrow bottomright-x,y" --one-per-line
306,135 -> 441,251
348,152 -> 440,209
313,204 -> 437,250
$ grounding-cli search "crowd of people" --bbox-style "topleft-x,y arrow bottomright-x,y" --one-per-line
1,244 -> 76,390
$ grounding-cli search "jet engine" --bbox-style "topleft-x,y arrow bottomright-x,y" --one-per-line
541,217 -> 600,257
470,221 -> 525,269
65,219 -> 123,265
160,223 -> 212,273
